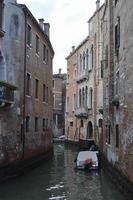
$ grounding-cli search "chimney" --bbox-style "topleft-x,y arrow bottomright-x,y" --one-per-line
38,18 -> 44,30
59,68 -> 62,74
96,0 -> 100,10
72,46 -> 75,52
44,23 -> 50,38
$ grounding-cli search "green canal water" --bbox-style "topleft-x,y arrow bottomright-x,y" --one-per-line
0,143 -> 127,200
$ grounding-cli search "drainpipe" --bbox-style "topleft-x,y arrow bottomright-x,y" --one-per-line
22,8 -> 27,159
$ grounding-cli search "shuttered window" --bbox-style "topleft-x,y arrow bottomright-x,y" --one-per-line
115,17 -> 120,50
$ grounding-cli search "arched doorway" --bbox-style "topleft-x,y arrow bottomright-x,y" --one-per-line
87,121 -> 93,139
98,119 -> 103,149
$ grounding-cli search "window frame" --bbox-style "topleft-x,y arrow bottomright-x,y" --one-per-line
43,44 -> 46,62
35,117 -> 38,132
27,24 -> 32,46
116,124 -> 119,148
115,16 -> 120,57
43,84 -> 46,102
26,116 -> 30,132
35,35 -> 39,55
26,73 -> 31,96
35,79 -> 39,99
43,118 -> 45,131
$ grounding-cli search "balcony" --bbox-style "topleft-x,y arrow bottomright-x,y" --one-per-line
0,81 -> 17,107
76,69 -> 89,83
75,107 -> 88,118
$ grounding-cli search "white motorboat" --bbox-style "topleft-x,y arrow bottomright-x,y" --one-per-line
76,151 -> 99,170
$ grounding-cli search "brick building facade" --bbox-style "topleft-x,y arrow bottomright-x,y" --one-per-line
102,0 -> 133,194
0,0 -> 54,172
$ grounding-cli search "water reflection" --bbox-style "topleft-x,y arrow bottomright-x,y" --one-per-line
0,144 -> 127,200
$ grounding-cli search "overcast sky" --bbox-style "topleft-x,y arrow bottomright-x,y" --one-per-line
18,0 -> 104,73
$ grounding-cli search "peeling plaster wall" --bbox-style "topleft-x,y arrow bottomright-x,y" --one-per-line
0,0 -> 25,164
0,0 -> 54,166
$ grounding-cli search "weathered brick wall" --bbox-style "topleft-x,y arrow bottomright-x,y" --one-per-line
115,0 -> 133,183
102,0 -> 133,184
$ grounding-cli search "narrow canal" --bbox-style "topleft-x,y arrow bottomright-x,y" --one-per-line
0,144 -> 127,200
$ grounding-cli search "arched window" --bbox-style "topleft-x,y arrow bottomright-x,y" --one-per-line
87,121 -> 93,139
89,87 -> 93,109
89,45 -> 93,71
80,54 -> 82,71
79,89 -> 81,107
83,52 -> 85,70
82,87 -> 85,107
86,49 -> 89,69
85,86 -> 88,107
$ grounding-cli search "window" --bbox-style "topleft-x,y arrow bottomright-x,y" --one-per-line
89,88 -> 93,109
115,0 -> 118,6
81,119 -> 83,127
85,86 -> 88,107
0,0 -> 4,30
27,24 -> 31,46
105,45 -> 108,68
108,125 -> 111,144
43,85 -> 48,103
91,45 -> 94,69
66,96 -> 69,112
43,118 -> 45,131
43,84 -> 46,102
86,49 -> 89,69
101,61 -> 103,78
35,79 -> 39,98
46,86 -> 48,103
105,125 -> 108,143
73,94 -> 76,111
115,17 -> 120,57
53,94 -> 55,108
50,90 -> 52,105
80,54 -> 82,71
36,35 -> 39,54
89,45 -> 93,70
43,44 -> 46,61
79,89 -> 81,107
35,117 -> 38,132
116,124 -> 119,148
46,49 -> 49,63
82,88 -> 85,107
98,119 -> 103,128
26,116 -> 30,132
52,80 -> 55,89
83,52 -> 85,69
26,73 -> 31,96
70,121 -> 73,127
105,124 -> 111,144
